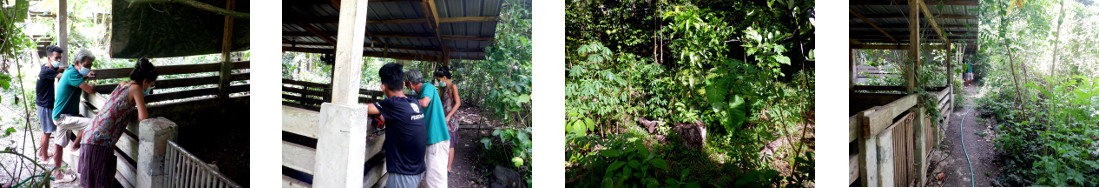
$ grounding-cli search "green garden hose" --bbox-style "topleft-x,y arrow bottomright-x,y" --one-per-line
960,108 -> 975,187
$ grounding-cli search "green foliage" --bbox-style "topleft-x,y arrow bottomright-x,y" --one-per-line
566,0 -> 814,187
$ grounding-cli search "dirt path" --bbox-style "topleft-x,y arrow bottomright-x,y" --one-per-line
927,85 -> 1000,187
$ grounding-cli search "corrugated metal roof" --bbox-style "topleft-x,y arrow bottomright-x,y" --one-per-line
282,0 -> 506,61
850,0 -> 979,48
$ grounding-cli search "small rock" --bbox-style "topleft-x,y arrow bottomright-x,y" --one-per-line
674,121 -> 706,149
490,165 -> 523,188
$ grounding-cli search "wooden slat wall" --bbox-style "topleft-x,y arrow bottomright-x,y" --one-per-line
89,61 -> 250,104
282,79 -> 386,111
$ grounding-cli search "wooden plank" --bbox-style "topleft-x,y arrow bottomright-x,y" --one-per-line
283,79 -> 331,88
857,123 -> 879,186
892,114 -> 909,186
283,141 -> 317,174
876,126 -> 895,187
861,94 -> 919,137
144,88 -> 218,103
363,159 -> 386,187
283,175 -> 312,188
853,85 -> 906,92
117,153 -> 137,188
219,0 -> 237,100
851,0 -> 979,6
283,105 -> 321,138
283,94 -> 326,105
115,132 -> 139,160
850,115 -> 859,143
850,153 -> 860,185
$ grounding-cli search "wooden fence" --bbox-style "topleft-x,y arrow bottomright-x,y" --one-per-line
67,61 -> 250,188
282,79 -> 385,111
849,86 -> 951,186
165,141 -> 242,188
282,105 -> 388,188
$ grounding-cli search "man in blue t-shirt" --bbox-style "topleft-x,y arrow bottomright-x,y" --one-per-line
404,70 -> 449,188
363,63 -> 427,188
35,45 -> 66,161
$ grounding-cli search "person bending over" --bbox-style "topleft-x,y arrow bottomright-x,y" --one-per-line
405,70 -> 449,188
363,63 -> 427,188
50,49 -> 97,179
78,58 -> 158,188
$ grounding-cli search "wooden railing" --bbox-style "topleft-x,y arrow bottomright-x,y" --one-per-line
849,86 -> 951,186
165,141 -> 242,188
68,61 -> 250,188
282,79 -> 385,111
282,105 -> 387,188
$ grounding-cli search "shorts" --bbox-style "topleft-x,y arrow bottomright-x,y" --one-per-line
54,114 -> 92,147
420,141 -> 449,188
37,106 -> 56,133
965,73 -> 974,80
385,172 -> 423,188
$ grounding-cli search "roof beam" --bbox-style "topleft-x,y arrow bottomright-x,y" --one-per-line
297,21 -> 338,45
850,0 -> 978,6
420,0 -> 448,64
919,0 -> 950,44
850,8 -> 898,42
283,47 -> 485,61
851,23 -> 973,30
283,41 -> 484,53
856,14 -> 975,19
284,32 -> 493,41
286,16 -> 499,24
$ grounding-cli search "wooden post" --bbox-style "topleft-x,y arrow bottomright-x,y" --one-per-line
217,0 -> 235,100
331,0 -> 369,105
59,0 -> 68,64
876,128 -> 895,186
908,0 -> 929,186
857,113 -> 879,186
313,103 -> 369,188
947,43 -> 953,87
136,117 -> 178,188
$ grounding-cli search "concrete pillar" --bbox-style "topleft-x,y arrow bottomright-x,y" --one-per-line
136,117 -> 178,188
313,103 -> 369,187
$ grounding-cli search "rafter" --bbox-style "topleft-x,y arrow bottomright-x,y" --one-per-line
297,21 -> 338,45
850,8 -> 898,42
420,0 -> 448,64
919,0 -> 950,44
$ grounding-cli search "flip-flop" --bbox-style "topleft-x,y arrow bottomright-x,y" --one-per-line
52,173 -> 76,183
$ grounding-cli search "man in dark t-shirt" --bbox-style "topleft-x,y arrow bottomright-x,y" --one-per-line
363,63 -> 426,188
35,45 -> 65,161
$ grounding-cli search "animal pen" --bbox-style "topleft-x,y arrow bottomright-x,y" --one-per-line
279,0 -> 504,187
50,0 -> 251,187
848,0 -> 976,186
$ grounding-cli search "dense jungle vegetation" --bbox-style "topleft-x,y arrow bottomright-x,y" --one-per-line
973,0 -> 1099,186
565,0 -> 815,187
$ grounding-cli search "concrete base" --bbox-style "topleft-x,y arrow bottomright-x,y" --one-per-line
313,103 -> 370,188
137,117 -> 178,188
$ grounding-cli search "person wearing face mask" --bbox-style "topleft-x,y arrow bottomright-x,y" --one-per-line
49,48 -> 98,180
78,58 -> 158,188
433,66 -> 461,174
34,45 -> 65,163
404,70 -> 449,188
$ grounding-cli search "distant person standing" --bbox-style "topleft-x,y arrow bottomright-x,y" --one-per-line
434,66 -> 461,174
965,62 -> 974,86
35,45 -> 65,162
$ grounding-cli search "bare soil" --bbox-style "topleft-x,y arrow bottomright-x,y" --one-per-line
926,85 -> 1001,187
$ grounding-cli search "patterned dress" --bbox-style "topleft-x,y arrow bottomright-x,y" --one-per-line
83,84 -> 139,146
79,84 -> 139,188
441,85 -> 459,147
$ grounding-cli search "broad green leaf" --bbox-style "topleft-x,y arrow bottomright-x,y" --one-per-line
773,55 -> 791,65
725,95 -> 748,132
